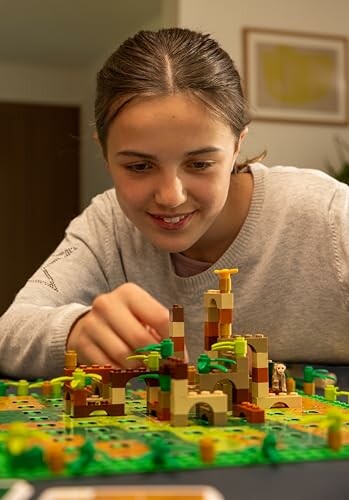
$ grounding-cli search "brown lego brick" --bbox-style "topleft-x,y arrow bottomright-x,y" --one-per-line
157,408 -> 171,420
235,388 -> 250,404
172,337 -> 185,351
233,402 -> 265,423
204,322 -> 219,336
72,403 -> 125,418
170,304 -> 184,322
219,308 -> 233,323
252,367 -> 269,383
170,362 -> 188,380
110,368 -> 147,387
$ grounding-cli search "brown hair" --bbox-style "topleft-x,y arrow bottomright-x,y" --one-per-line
95,27 -> 265,169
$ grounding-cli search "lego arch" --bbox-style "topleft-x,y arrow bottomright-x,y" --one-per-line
188,401 -> 219,425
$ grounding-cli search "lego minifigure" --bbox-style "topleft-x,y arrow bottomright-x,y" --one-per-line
272,362 -> 287,394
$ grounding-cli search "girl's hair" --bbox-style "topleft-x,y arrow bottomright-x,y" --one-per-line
95,27 -> 265,169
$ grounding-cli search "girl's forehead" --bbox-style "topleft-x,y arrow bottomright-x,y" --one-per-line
109,93 -> 233,138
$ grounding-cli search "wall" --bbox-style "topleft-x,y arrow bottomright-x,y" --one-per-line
0,61 -> 84,105
178,0 -> 349,171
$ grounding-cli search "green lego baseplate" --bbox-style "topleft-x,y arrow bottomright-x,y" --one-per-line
1,380 -> 349,481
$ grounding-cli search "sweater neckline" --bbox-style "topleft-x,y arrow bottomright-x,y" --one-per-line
169,164 -> 266,289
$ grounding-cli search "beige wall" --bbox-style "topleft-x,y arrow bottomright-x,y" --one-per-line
178,0 -> 349,171
0,61 -> 84,105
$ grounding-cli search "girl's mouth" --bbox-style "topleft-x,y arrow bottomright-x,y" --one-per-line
149,212 -> 194,230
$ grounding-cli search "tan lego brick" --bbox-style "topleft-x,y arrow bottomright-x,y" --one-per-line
244,334 -> 268,353
253,392 -> 302,410
250,382 -> 269,398
204,291 -> 234,309
198,371 -> 249,393
252,351 -> 269,368
110,387 -> 125,405
169,322 -> 185,337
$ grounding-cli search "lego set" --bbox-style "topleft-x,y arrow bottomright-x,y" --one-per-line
0,268 -> 349,483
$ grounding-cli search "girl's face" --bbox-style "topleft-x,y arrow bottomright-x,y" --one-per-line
105,93 -> 246,260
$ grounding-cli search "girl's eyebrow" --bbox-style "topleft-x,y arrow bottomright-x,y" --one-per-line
115,150 -> 157,160
115,146 -> 224,160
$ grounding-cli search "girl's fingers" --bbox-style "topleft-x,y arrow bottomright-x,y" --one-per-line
94,291 -> 167,350
121,284 -> 170,338
77,341 -> 120,368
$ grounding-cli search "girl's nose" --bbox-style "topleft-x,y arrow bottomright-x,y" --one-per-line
154,175 -> 187,208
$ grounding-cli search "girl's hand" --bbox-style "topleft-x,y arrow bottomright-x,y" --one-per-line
66,283 -> 169,368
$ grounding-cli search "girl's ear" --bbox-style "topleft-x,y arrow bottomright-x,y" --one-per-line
237,126 -> 249,150
232,127 -> 249,171
92,130 -> 99,143
93,130 -> 109,167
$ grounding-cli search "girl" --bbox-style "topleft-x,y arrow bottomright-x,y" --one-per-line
0,28 -> 348,379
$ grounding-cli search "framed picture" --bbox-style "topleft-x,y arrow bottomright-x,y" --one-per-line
242,28 -> 348,125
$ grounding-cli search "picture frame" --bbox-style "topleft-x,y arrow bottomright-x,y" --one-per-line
242,28 -> 348,125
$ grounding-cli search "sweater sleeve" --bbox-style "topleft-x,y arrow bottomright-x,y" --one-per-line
0,192 -> 120,379
329,181 -> 349,312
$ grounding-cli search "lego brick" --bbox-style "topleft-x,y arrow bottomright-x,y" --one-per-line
219,308 -> 233,323
172,337 -> 185,352
205,307 -> 219,322
303,382 -> 316,396
203,291 -> 234,309
170,413 -> 188,426
235,388 -> 250,404
204,322 -> 219,336
218,324 -> 232,338
252,351 -> 269,368
110,387 -> 125,405
159,390 -> 171,408
250,382 -> 269,398
146,385 -> 159,404
170,304 -> 184,322
110,368 -> 148,388
169,322 -> 185,337
251,367 -> 269,383
235,356 -> 249,373
162,358 -> 188,380
253,392 -> 302,410
243,334 -> 268,353
234,402 -> 265,423
198,371 -> 249,393
157,407 -> 171,421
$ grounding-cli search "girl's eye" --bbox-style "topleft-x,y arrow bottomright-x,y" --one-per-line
190,161 -> 214,170
126,163 -> 152,173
